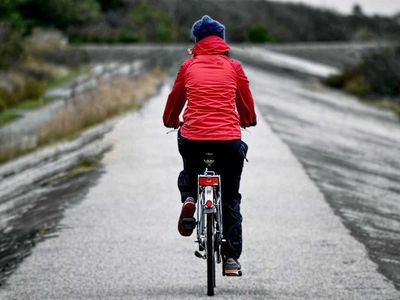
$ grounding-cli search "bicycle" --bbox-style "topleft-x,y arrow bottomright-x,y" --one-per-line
181,152 -> 225,296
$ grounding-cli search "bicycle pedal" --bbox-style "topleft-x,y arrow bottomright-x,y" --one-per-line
194,251 -> 206,259
181,217 -> 196,230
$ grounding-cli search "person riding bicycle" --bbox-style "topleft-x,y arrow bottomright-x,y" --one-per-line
163,15 -> 257,276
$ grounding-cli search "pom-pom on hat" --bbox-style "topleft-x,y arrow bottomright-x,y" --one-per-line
192,15 -> 225,42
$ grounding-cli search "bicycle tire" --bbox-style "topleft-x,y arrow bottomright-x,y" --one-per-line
206,213 -> 215,296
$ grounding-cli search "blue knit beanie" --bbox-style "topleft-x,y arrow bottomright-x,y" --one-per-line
192,15 -> 225,42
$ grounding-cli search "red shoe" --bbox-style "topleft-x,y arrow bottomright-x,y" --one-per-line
178,197 -> 196,236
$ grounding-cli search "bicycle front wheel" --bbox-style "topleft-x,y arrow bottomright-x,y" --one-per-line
206,213 -> 215,296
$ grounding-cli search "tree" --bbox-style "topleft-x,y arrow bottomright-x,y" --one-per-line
129,4 -> 176,42
0,23 -> 25,69
18,0 -> 101,30
352,3 -> 364,16
0,0 -> 26,30
96,0 -> 124,12
246,23 -> 272,43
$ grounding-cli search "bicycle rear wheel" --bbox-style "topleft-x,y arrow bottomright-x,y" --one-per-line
206,213 -> 215,296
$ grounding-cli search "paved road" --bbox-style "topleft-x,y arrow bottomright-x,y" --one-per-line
0,69 -> 399,299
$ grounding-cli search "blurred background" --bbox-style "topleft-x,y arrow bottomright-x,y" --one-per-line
1,0 -> 400,137
1,0 -> 400,296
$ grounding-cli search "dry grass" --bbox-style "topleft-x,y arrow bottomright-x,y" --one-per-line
0,69 -> 164,163
0,147 -> 31,164
38,68 -> 164,145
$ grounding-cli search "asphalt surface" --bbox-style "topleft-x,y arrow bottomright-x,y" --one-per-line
246,67 -> 400,290
0,71 -> 399,299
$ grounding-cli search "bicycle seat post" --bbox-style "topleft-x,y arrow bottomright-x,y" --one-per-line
203,152 -> 215,172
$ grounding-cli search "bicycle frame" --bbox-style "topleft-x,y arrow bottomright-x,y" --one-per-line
196,171 -> 223,256
194,153 -> 224,296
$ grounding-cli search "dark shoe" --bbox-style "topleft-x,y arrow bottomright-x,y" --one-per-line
178,197 -> 196,236
224,258 -> 242,276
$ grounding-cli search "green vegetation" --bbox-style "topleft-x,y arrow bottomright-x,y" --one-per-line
343,75 -> 371,96
365,99 -> 400,117
0,24 -> 25,69
13,95 -> 57,110
129,4 -> 176,43
69,3 -> 176,44
72,31 -> 140,44
0,0 -> 26,30
246,23 -> 273,43
47,65 -> 90,89
0,109 -> 20,126
97,0 -> 124,12
0,18 -> 90,118
0,68 -> 165,163
324,48 -> 400,117
18,0 -> 101,30
0,77 -> 46,110
134,0 -> 400,43
0,64 -> 89,116
67,157 -> 99,177
37,69 -> 164,147
2,0 -> 400,44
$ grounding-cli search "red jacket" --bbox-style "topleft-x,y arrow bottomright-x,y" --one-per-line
163,36 -> 256,141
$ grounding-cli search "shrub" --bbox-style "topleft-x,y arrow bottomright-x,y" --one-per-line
0,96 -> 6,111
344,75 -> 371,96
96,0 -> 124,12
19,0 -> 101,30
0,76 -> 46,112
71,31 -> 140,44
0,0 -> 27,31
0,86 -> 13,109
325,47 -> 400,98
0,23 -> 25,69
129,4 -> 177,42
323,74 -> 345,89
360,49 -> 400,97
246,23 -> 272,43
117,31 -> 140,43
38,69 -> 164,145
22,78 -> 46,100
39,48 -> 89,67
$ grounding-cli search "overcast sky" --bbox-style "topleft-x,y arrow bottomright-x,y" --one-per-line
272,0 -> 400,16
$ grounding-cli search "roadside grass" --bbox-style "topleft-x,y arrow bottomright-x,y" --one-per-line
323,47 -> 400,120
46,65 -> 90,90
0,69 -> 164,163
0,66 -> 89,127
13,96 -> 56,110
67,157 -> 99,177
0,96 -> 56,127
0,110 -> 21,126
0,147 -> 32,165
38,68 -> 164,146
324,76 -> 400,120
364,98 -> 400,119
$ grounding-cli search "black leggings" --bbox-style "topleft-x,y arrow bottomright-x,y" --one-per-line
177,131 -> 248,259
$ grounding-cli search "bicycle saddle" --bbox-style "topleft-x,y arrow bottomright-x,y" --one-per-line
204,152 -> 215,166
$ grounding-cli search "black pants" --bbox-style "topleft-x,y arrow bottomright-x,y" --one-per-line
177,131 -> 248,259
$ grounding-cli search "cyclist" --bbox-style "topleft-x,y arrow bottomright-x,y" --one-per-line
163,15 -> 256,276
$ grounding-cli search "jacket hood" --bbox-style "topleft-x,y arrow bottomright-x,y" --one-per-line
192,36 -> 230,56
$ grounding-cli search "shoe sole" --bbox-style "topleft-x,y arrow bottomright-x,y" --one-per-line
178,202 -> 196,236
225,269 -> 242,276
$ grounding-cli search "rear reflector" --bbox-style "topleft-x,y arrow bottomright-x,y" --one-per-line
205,200 -> 213,208
199,176 -> 219,186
